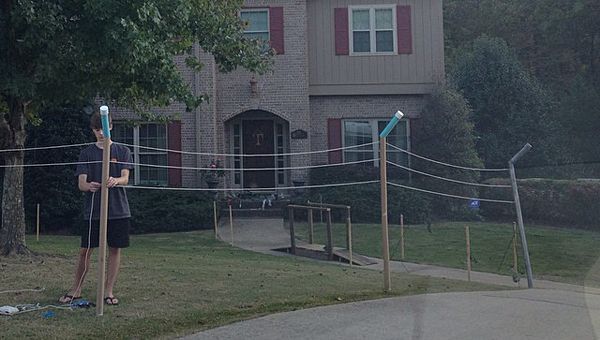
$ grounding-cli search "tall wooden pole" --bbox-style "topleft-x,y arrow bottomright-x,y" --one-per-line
96,106 -> 111,316
380,137 -> 391,291
378,110 -> 403,292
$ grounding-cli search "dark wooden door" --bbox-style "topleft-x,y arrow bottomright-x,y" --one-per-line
242,120 -> 275,188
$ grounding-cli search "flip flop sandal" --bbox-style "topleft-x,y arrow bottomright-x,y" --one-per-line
58,294 -> 82,304
104,296 -> 119,305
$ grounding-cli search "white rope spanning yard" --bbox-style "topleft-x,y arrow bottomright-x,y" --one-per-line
0,160 -> 101,168
386,160 -> 512,188
386,143 -> 509,172
387,181 -> 514,204
124,180 -> 379,192
114,158 -> 379,172
0,142 -> 94,153
114,141 -> 378,157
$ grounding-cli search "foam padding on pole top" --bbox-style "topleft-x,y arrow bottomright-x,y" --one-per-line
99,105 -> 111,139
379,110 -> 404,138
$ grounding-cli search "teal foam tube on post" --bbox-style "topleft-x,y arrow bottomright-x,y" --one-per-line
379,110 -> 404,138
99,106 -> 111,139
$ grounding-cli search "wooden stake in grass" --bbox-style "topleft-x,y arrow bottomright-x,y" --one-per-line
513,221 -> 518,275
213,201 -> 218,239
346,206 -> 353,267
229,203 -> 234,246
400,214 -> 405,260
36,203 -> 40,242
308,208 -> 314,244
465,225 -> 471,282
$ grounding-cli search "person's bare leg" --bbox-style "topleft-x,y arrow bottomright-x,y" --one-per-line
59,248 -> 93,303
105,247 -> 121,304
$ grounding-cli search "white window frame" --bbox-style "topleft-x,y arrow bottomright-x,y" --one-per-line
342,119 -> 410,167
240,8 -> 270,41
112,122 -> 168,186
349,5 -> 397,56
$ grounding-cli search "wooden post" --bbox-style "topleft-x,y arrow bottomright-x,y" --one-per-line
36,203 -> 40,242
308,208 -> 314,244
400,214 -> 405,260
346,207 -> 353,267
513,222 -> 518,275
380,137 -> 391,291
465,225 -> 471,282
213,201 -> 218,239
229,204 -> 234,246
326,208 -> 333,260
96,106 -> 111,316
289,207 -> 296,254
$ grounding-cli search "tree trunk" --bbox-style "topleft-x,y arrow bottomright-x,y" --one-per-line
0,98 -> 29,255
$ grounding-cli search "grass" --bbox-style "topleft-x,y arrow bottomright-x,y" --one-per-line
0,230 -> 501,339
294,221 -> 600,287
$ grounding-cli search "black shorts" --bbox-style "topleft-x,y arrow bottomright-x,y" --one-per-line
81,218 -> 130,248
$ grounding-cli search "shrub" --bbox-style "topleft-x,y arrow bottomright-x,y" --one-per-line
481,178 -> 600,230
127,190 -> 215,234
307,165 -> 431,224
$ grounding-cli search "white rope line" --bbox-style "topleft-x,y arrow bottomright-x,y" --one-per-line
114,141 -> 378,157
387,181 -> 514,204
386,143 -> 509,172
0,287 -> 45,294
386,160 -> 512,188
114,158 -> 379,172
0,161 -> 101,168
0,159 -> 377,171
0,142 -> 94,153
123,180 -> 379,192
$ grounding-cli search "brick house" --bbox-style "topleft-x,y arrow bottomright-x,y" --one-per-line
110,0 -> 444,190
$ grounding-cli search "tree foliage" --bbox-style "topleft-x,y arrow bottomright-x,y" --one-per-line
412,86 -> 482,219
0,0 -> 272,255
451,36 -> 553,169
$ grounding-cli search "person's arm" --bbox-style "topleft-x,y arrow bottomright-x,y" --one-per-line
78,174 -> 101,192
107,169 -> 130,188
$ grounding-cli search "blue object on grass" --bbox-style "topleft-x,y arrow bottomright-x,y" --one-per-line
42,310 -> 55,318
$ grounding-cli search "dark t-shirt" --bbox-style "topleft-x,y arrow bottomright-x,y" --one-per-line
75,143 -> 134,220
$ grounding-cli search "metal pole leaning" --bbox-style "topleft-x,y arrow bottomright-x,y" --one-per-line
379,110 -> 404,292
96,105 -> 111,316
509,143 -> 534,288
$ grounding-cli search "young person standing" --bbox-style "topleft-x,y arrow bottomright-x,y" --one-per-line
59,111 -> 133,306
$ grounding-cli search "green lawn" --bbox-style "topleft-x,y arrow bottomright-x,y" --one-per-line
294,221 -> 600,287
0,230 -> 500,339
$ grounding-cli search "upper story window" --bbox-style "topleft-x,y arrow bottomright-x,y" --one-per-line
349,6 -> 396,55
241,9 -> 270,41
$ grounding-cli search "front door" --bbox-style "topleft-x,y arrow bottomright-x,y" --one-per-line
242,120 -> 275,188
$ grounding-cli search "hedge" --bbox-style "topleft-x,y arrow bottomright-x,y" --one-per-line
481,178 -> 600,230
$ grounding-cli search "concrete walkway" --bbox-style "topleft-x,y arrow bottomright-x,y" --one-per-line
191,217 -> 600,339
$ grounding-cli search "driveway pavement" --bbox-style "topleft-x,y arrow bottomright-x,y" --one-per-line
187,217 -> 600,339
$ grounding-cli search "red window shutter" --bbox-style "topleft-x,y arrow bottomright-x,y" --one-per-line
327,119 -> 342,164
269,7 -> 284,54
167,121 -> 182,187
334,8 -> 349,55
397,5 -> 412,54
